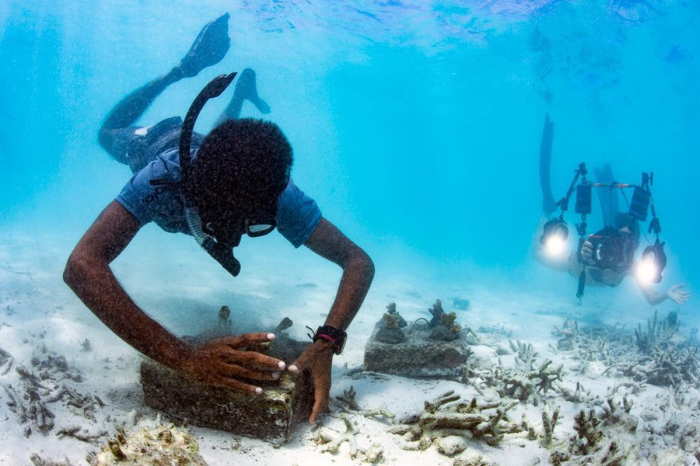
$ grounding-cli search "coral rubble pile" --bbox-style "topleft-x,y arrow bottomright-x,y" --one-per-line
87,421 -> 207,466
388,390 -> 522,453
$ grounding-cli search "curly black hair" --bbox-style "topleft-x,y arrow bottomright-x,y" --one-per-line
183,118 -> 293,221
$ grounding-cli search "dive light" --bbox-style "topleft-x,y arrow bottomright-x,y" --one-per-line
540,218 -> 569,255
637,241 -> 667,284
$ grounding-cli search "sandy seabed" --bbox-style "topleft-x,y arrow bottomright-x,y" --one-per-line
0,229 -> 698,466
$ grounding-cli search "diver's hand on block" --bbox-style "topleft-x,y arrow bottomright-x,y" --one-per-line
179,332 -> 286,394
289,340 -> 334,423
667,283 -> 690,305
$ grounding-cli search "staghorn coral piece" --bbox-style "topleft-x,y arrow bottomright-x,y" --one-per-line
552,319 -> 579,340
559,381 -> 602,405
89,422 -> 207,465
608,379 -> 646,397
541,405 -> 560,448
497,359 -> 562,405
2,360 -> 93,436
532,359 -> 564,394
337,386 -> 360,411
620,345 -> 699,388
572,409 -> 603,455
510,340 -> 539,371
552,318 -> 633,378
648,345 -> 699,386
311,415 -> 362,458
550,403 -> 644,466
311,414 -> 384,464
424,391 -> 462,413
357,404 -> 395,421
470,346 -> 565,407
336,385 -> 394,421
635,310 -> 681,354
388,390 -> 522,453
428,299 -> 445,328
600,397 -> 637,434
56,426 -> 107,444
502,373 -> 540,405
29,455 -> 73,466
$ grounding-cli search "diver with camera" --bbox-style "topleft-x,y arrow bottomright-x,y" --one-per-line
533,114 -> 690,305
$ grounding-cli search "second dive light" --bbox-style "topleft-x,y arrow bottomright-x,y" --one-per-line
633,172 -> 666,284
638,241 -> 667,284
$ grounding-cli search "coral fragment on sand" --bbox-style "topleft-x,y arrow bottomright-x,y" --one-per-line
389,391 -> 522,454
311,414 -> 383,462
335,385 -> 395,421
89,422 -> 207,465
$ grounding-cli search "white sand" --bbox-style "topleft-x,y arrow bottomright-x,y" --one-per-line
0,229 -> 697,466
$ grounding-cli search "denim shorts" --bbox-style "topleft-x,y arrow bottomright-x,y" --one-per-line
106,116 -> 205,173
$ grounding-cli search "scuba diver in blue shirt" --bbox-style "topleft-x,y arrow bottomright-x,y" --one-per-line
533,114 -> 689,305
63,14 -> 374,424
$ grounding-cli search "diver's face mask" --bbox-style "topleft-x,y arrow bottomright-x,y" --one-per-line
205,219 -> 276,239
200,206 -> 278,244
176,72 -> 279,277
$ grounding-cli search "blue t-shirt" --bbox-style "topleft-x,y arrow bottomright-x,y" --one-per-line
115,147 -> 322,248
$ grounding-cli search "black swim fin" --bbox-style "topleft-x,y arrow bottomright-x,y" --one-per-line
539,113 -> 556,216
594,163 -> 619,226
234,68 -> 271,114
179,13 -> 231,78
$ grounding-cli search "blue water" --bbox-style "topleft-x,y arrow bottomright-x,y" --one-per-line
1,0 -> 698,307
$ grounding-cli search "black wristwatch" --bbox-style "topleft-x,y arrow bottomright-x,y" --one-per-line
309,325 -> 347,355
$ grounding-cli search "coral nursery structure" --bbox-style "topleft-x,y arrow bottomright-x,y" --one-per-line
364,300 -> 476,377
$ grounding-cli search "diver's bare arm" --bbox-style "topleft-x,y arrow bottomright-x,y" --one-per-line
304,218 -> 375,332
638,282 -> 690,305
63,201 -> 191,368
638,284 -> 668,305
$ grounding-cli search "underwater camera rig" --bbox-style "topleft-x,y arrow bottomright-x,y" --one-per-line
540,163 -> 667,299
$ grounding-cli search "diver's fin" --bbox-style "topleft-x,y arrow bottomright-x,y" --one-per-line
178,13 -> 231,78
234,68 -> 271,114
594,162 -> 619,226
539,113 -> 556,215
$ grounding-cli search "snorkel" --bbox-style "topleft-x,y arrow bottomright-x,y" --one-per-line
179,73 -> 242,277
